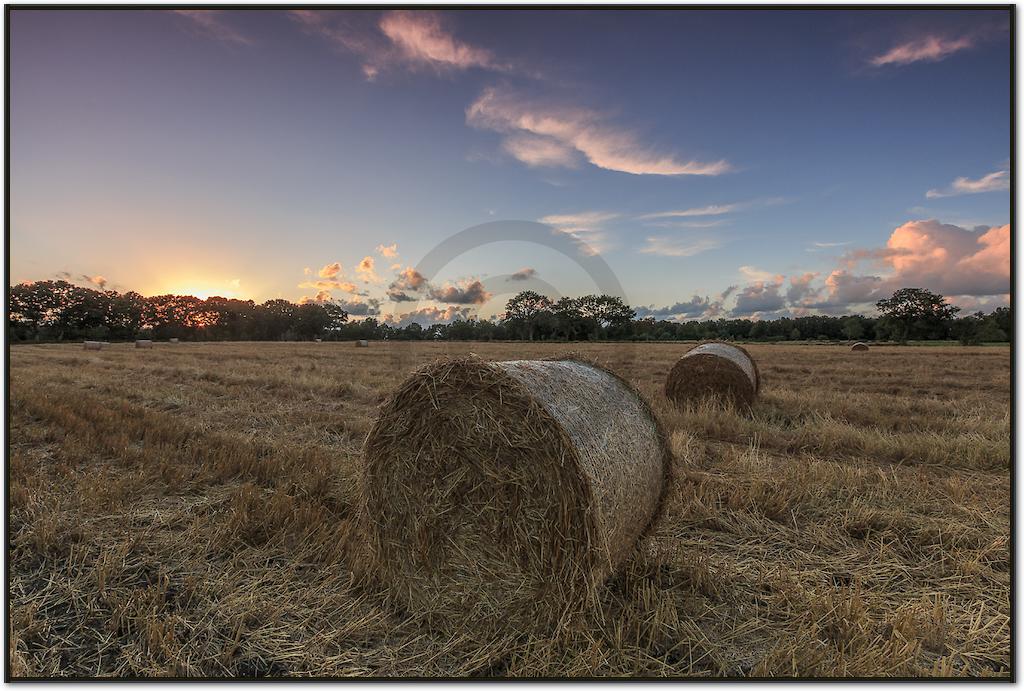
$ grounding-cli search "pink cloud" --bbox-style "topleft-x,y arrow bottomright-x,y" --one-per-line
172,10 -> 252,46
318,262 -> 342,279
379,11 -> 501,73
870,34 -> 974,67
467,86 -> 730,176
376,243 -> 398,258
926,169 -> 1009,198
428,279 -> 492,305
356,256 -> 380,283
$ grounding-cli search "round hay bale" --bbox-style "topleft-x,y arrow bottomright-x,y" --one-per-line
83,341 -> 104,351
356,339 -> 369,347
169,338 -> 179,344
851,342 -> 869,352
361,356 -> 670,630
135,339 -> 154,349
664,341 -> 760,408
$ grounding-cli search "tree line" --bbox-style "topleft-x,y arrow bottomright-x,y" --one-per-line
7,281 -> 1010,345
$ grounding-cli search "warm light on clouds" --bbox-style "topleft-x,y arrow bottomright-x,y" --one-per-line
356,256 -> 380,283
639,237 -> 721,257
467,86 -> 731,176
318,262 -> 342,278
376,243 -> 398,258
926,169 -> 1009,198
869,34 -> 974,66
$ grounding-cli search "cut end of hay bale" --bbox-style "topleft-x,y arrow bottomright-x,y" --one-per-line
360,355 -> 670,631
664,341 -> 760,408
851,342 -> 869,351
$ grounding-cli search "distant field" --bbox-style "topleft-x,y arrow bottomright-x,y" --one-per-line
8,341 -> 1011,677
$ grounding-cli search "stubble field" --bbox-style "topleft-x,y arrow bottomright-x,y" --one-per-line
7,341 -> 1012,677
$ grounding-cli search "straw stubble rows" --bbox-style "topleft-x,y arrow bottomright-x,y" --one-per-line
8,341 -> 1011,677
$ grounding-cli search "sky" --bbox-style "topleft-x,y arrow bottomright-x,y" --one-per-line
9,8 -> 1012,325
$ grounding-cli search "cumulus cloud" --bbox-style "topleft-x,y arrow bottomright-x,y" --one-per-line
731,276 -> 786,317
926,169 -> 1009,198
382,305 -> 473,327
172,10 -> 252,45
786,272 -> 820,304
356,256 -> 380,283
508,267 -> 537,282
428,279 -> 492,305
376,243 -> 398,258
389,266 -> 428,291
81,274 -> 108,290
467,86 -> 730,176
298,290 -> 334,305
335,297 -> 382,316
635,296 -> 714,319
386,266 -> 429,302
639,237 -> 721,257
318,262 -> 342,279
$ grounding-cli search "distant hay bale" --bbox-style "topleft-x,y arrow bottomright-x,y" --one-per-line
314,338 -> 322,343
851,342 -> 869,352
664,341 -> 760,408
169,338 -> 179,344
83,341 -> 104,351
356,340 -> 369,347
361,356 -> 671,630
135,340 -> 154,349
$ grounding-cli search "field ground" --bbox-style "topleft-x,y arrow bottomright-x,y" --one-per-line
8,341 -> 1012,677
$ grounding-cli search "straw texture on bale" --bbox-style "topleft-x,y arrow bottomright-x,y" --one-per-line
664,341 -> 760,408
82,341 -> 104,351
851,342 -> 869,351
361,356 -> 670,630
356,340 -> 369,347
135,340 -> 154,349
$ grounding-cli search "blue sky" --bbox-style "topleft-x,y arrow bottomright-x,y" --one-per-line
9,8 -> 1011,323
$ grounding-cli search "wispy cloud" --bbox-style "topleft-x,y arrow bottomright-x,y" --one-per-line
738,265 -> 781,283
639,237 -> 721,257
869,33 -> 974,66
379,11 -> 505,73
298,279 -> 361,294
926,169 -> 1009,199
468,86 -> 730,176
291,10 -> 512,81
172,10 -> 252,46
812,241 -> 851,248
644,219 -> 730,229
539,211 -> 618,255
639,203 -> 742,220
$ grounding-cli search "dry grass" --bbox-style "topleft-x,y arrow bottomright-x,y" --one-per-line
8,341 -> 1011,678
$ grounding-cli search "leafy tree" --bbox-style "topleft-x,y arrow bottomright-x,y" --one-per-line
875,288 -> 960,344
504,291 -> 552,341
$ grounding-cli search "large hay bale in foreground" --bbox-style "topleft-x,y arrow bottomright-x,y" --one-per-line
851,342 -> 869,351
135,340 -> 154,349
664,341 -> 760,408
83,341 -> 104,351
361,356 -> 670,629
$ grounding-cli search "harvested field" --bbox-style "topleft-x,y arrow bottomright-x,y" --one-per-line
8,341 -> 1012,678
